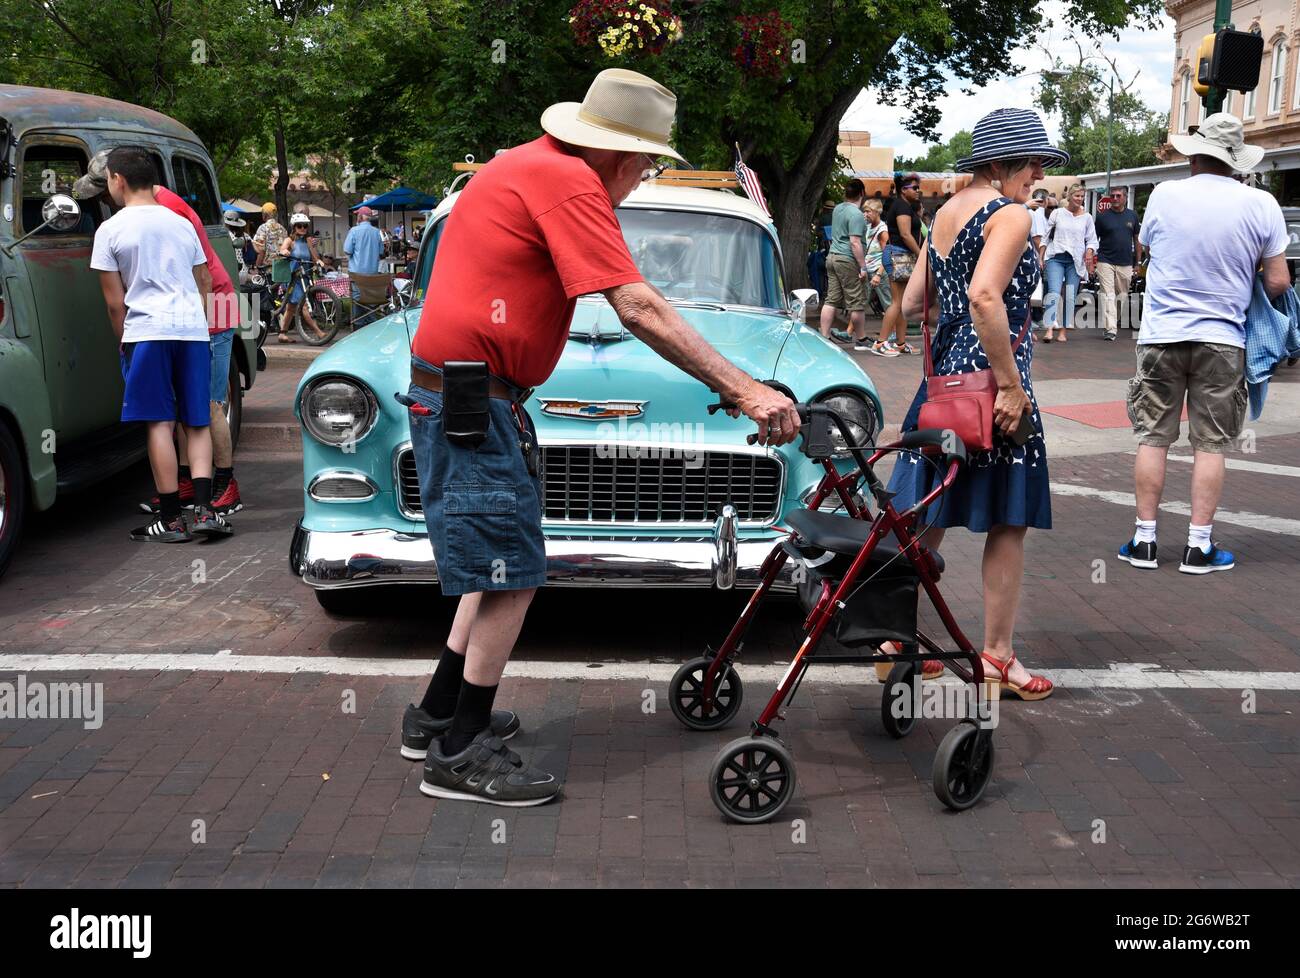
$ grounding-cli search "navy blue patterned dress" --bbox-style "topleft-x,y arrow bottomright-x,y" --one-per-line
887,196 -> 1051,531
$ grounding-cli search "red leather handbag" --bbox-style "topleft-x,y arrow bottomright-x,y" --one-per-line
916,261 -> 1031,453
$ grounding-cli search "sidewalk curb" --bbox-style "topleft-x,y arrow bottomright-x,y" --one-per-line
239,422 -> 300,451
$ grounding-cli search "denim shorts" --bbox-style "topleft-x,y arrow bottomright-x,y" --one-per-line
406,361 -> 545,596
209,328 -> 234,404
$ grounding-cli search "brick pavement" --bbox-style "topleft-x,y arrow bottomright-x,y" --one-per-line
2,669 -> 1296,888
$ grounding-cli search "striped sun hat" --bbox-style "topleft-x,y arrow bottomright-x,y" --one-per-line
955,108 -> 1070,173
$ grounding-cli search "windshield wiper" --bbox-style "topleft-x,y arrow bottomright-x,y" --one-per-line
666,298 -> 729,311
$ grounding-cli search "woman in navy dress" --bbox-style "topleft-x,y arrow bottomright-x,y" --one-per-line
888,108 -> 1065,700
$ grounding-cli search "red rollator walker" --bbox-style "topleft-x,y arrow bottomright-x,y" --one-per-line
668,397 -> 996,823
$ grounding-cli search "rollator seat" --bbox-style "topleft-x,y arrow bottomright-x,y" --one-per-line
785,509 -> 943,576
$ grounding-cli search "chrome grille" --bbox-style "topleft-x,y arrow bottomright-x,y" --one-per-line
394,445 -> 782,524
396,449 -> 422,519
541,445 -> 781,524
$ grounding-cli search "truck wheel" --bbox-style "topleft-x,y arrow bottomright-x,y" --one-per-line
0,424 -> 28,581
225,357 -> 244,450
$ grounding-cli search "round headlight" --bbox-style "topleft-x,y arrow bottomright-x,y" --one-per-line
815,391 -> 878,455
301,377 -> 377,446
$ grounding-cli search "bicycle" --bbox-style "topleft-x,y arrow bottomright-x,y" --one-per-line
268,256 -> 342,346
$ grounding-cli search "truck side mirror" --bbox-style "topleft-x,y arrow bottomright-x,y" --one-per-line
2,194 -> 83,255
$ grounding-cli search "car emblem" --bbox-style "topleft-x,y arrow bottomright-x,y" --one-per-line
538,399 -> 647,420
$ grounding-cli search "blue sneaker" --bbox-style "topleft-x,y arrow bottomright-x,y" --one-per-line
830,328 -> 854,344
1117,538 -> 1157,569
1179,542 -> 1234,575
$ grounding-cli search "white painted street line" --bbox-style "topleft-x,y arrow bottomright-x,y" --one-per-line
0,653 -> 1298,690
1051,482 -> 1300,537
1167,454 -> 1300,478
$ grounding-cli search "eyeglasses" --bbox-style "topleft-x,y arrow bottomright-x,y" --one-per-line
641,156 -> 668,182
902,183 -> 920,191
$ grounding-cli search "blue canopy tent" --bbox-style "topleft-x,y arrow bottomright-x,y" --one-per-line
351,186 -> 439,212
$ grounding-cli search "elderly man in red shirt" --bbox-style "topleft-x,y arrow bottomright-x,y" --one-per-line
401,69 -> 799,806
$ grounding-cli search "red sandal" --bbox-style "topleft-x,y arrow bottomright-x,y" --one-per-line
979,651 -> 1052,701
874,641 -> 945,682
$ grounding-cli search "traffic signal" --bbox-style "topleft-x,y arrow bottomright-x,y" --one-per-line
1196,28 -> 1264,94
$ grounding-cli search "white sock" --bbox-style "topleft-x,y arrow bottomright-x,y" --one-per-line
1134,519 -> 1157,545
1187,524 -> 1212,553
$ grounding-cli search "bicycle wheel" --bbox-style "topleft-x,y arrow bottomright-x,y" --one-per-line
297,285 -> 340,346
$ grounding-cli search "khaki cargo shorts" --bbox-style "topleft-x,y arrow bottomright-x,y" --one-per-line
1127,341 -> 1247,453
824,253 -> 866,312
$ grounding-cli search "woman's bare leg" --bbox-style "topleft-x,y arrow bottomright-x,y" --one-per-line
981,524 -> 1036,685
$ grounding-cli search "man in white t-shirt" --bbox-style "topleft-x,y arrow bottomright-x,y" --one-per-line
90,145 -> 233,544
1119,114 -> 1290,576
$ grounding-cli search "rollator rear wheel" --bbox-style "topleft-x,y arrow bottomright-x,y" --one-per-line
669,656 -> 743,731
933,721 -> 994,811
709,736 -> 796,824
880,662 -> 917,739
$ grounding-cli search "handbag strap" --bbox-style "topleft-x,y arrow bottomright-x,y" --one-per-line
922,244 -> 1033,381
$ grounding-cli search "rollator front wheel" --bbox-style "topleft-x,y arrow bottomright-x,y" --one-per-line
709,736 -> 796,824
933,721 -> 994,811
669,656 -> 743,731
879,662 -> 918,740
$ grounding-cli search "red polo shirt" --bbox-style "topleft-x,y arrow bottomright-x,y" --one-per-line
154,186 -> 239,334
411,135 -> 642,388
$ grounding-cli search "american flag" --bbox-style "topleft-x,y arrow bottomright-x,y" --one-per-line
734,145 -> 771,219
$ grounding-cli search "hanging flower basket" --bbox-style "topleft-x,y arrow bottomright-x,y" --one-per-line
569,1 -> 683,59
732,11 -> 792,79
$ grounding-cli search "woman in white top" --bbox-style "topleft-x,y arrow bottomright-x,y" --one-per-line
1041,184 -> 1098,343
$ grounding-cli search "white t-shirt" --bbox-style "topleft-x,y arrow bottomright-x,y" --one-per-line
1138,173 -> 1288,349
90,204 -> 208,342
1029,205 -> 1049,244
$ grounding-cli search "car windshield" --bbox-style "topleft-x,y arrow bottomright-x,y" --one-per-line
1287,218 -> 1300,254
412,206 -> 785,311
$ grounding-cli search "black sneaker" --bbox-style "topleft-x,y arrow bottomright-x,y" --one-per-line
399,703 -> 520,760
191,506 -> 234,540
1179,542 -> 1235,575
1117,538 -> 1157,569
420,729 -> 561,807
129,515 -> 191,543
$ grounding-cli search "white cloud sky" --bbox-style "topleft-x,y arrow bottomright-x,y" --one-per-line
843,2 -> 1176,159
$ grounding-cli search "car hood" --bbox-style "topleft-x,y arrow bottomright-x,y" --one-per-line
534,302 -> 795,438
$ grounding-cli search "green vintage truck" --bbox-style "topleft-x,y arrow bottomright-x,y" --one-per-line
0,84 -> 259,578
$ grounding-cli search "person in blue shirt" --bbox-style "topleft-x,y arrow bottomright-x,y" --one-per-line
344,206 -> 384,325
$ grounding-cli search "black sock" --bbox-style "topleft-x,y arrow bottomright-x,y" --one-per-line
192,477 -> 212,510
159,491 -> 182,522
178,465 -> 191,482
419,645 -> 465,719
213,467 -> 233,496
442,679 -> 498,755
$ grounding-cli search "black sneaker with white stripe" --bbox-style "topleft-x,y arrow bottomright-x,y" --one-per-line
129,515 -> 191,543
420,729 -> 561,807
400,703 -> 520,760
191,505 -> 234,540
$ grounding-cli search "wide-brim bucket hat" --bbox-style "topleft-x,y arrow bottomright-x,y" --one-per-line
955,108 -> 1070,173
541,68 -> 686,163
1169,112 -> 1265,171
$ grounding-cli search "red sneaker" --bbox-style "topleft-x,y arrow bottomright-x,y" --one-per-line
138,476 -> 195,515
211,476 -> 243,515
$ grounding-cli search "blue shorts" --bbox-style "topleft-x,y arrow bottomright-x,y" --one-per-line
407,359 -> 545,596
119,339 -> 210,426
210,329 -> 234,404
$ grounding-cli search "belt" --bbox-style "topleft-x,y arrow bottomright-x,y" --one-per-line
410,364 -> 529,403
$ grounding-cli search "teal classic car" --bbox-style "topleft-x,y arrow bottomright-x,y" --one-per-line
289,175 -> 883,612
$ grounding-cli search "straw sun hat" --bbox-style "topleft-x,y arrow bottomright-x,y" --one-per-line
541,68 -> 686,163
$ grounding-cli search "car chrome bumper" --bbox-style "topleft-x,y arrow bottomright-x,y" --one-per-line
289,511 -> 794,591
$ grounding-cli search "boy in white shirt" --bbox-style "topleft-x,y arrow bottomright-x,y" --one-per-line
90,146 -> 233,543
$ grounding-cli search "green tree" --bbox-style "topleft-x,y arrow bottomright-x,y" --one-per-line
896,130 -> 973,172
1035,37 -> 1169,176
